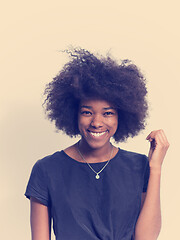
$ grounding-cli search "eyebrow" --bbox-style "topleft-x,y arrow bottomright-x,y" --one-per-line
80,105 -> 115,110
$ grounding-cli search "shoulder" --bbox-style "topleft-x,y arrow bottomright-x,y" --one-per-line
33,151 -> 66,171
63,143 -> 81,161
119,148 -> 147,160
118,148 -> 148,170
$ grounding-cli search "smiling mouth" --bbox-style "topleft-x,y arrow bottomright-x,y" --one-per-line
89,131 -> 108,137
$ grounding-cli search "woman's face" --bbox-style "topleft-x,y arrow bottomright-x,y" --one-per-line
78,98 -> 118,149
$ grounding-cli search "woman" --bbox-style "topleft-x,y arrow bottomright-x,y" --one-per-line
25,48 -> 169,240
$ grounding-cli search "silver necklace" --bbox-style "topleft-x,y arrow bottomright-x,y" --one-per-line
77,143 -> 114,180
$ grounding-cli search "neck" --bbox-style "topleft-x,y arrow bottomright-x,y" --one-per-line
77,139 -> 113,163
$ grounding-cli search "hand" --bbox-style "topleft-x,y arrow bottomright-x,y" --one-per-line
146,129 -> 170,169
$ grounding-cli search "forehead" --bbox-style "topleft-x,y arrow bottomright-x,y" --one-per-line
80,98 -> 115,109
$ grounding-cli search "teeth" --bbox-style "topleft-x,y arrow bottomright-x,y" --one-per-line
90,131 -> 107,137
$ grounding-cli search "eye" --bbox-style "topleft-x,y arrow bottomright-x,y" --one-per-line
80,111 -> 92,116
104,111 -> 115,116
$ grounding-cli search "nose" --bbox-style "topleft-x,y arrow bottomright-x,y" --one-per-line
90,114 -> 103,128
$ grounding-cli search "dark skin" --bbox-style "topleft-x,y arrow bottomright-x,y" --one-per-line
64,98 -> 119,163
30,98 -> 169,240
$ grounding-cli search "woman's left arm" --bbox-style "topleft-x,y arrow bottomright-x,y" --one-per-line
134,129 -> 170,240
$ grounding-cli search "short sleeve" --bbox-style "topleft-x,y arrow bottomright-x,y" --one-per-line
25,160 -> 50,206
142,156 -> 150,192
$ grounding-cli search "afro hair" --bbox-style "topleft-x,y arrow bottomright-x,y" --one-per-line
44,47 -> 148,142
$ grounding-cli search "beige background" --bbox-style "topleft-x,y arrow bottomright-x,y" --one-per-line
1,0 -> 179,239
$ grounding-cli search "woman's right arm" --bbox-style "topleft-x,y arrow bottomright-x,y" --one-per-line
30,197 -> 50,240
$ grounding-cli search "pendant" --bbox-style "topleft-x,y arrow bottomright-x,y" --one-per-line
96,174 -> 100,179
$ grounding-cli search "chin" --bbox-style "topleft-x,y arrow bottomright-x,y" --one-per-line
81,137 -> 111,150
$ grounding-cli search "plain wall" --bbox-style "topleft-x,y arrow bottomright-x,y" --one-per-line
1,0 -> 180,239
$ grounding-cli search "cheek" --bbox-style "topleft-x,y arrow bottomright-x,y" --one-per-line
113,122 -> 118,132
78,117 -> 83,132
78,116 -> 89,131
110,117 -> 118,132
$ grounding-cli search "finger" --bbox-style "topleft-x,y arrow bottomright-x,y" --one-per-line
146,130 -> 157,140
146,131 -> 155,140
150,139 -> 156,148
153,130 -> 169,147
158,129 -> 169,145
146,130 -> 169,145
154,134 -> 164,147
152,132 -> 170,152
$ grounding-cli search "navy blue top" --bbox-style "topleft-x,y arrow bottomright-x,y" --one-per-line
25,148 -> 150,240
